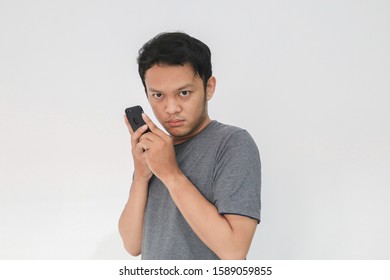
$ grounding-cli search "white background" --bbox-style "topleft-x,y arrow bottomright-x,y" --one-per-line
1,0 -> 389,259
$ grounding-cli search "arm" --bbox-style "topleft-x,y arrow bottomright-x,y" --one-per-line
118,116 -> 152,256
164,172 -> 258,259
118,176 -> 148,256
139,114 -> 258,259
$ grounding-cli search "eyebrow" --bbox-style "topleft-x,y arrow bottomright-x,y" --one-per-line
176,83 -> 195,91
148,83 -> 195,93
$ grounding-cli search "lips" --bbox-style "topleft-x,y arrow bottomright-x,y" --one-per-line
167,119 -> 184,127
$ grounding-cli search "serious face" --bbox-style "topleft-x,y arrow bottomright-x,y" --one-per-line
144,63 -> 216,145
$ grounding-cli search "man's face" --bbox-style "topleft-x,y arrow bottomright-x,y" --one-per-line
144,63 -> 215,144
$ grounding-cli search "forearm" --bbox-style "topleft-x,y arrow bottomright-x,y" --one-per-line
163,172 -> 255,259
118,176 -> 149,256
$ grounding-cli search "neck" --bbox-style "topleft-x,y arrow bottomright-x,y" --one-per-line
172,116 -> 212,145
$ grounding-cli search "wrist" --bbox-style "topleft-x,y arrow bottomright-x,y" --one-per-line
128,174 -> 149,199
161,168 -> 186,191
133,170 -> 152,184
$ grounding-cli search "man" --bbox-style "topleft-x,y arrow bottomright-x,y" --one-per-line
118,32 -> 261,260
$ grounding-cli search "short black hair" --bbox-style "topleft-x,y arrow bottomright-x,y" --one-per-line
137,32 -> 212,92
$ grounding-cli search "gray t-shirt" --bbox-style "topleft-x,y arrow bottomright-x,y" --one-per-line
141,121 -> 261,260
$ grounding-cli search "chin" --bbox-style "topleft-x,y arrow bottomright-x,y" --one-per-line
167,125 -> 193,138
167,129 -> 187,138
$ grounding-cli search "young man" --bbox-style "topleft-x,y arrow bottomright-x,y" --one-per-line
119,32 -> 261,260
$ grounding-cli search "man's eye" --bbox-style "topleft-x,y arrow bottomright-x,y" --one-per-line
180,91 -> 190,96
153,93 -> 163,99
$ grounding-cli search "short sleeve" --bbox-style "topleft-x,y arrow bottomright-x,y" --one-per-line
212,130 -> 261,223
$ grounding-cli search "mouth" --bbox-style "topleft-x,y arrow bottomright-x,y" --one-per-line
167,119 -> 185,127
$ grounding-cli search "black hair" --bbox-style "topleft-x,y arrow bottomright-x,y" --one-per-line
137,32 -> 212,92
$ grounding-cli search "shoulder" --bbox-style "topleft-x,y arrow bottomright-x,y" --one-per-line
207,121 -> 250,142
208,121 -> 243,135
210,121 -> 257,146
209,121 -> 260,160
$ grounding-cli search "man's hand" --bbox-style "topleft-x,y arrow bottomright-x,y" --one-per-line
124,115 -> 153,182
138,113 -> 181,182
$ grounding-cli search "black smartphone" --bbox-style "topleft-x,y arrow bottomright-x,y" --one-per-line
125,105 -> 150,133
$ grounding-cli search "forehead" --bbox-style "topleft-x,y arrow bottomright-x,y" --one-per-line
144,63 -> 202,91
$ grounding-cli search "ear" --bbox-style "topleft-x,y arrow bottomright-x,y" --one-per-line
205,76 -> 216,101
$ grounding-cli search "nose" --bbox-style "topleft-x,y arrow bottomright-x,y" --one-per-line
165,97 -> 182,115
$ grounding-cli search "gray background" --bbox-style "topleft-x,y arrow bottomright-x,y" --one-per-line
1,0 -> 389,259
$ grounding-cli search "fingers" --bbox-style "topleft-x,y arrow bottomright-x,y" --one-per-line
125,112 -> 170,149
137,138 -> 153,151
132,125 -> 149,142
124,114 -> 148,137
124,114 -> 148,135
142,113 -> 167,139
141,113 -> 156,131
127,121 -> 149,151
